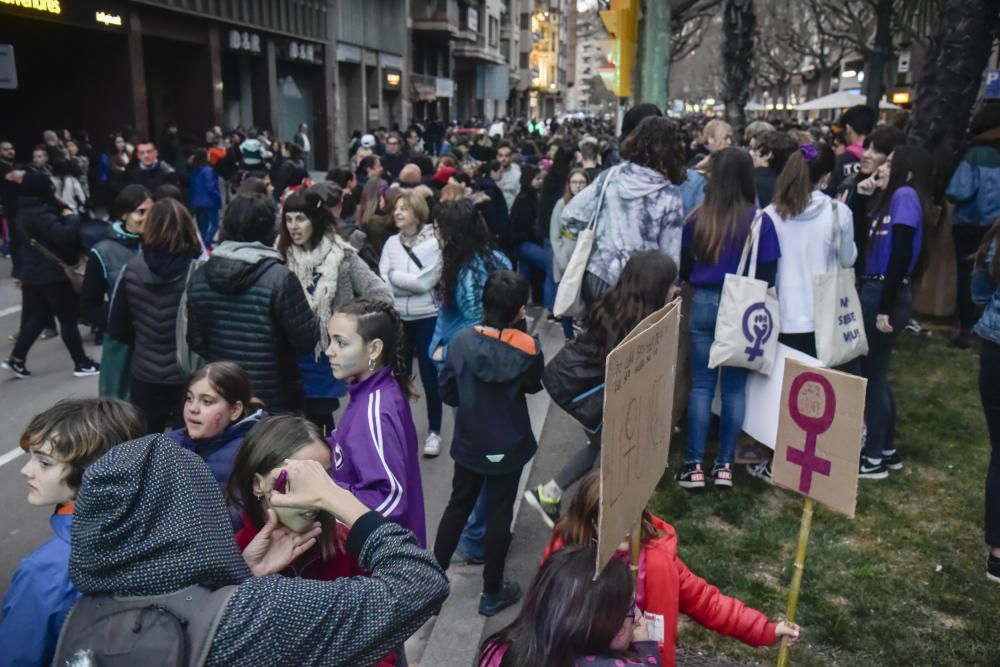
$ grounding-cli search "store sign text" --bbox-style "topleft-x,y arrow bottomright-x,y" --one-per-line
1,0 -> 62,16
288,41 -> 318,63
229,30 -> 262,54
95,10 -> 121,26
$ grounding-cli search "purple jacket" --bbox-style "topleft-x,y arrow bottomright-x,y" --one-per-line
328,367 -> 426,546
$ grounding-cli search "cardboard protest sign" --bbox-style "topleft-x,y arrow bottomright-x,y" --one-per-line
597,300 -> 681,573
771,360 -> 866,518
714,344 -> 822,450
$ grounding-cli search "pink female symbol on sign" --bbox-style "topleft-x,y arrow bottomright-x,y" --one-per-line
785,372 -> 835,494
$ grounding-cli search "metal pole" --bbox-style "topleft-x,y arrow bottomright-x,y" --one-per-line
639,0 -> 670,110
776,498 -> 814,667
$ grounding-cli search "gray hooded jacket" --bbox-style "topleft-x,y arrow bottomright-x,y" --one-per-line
69,434 -> 449,666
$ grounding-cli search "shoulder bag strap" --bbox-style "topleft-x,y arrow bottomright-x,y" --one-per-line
736,209 -> 765,279
829,199 -> 841,272
402,243 -> 424,270
28,236 -> 70,270
587,165 -> 619,234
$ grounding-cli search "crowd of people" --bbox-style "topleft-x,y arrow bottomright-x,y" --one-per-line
0,97 -> 998,666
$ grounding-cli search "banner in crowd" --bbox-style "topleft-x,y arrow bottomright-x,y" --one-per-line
597,300 -> 681,572
771,360 -> 866,518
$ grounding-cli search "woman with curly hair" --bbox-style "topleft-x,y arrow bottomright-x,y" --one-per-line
526,251 -> 678,524
559,116 -> 687,302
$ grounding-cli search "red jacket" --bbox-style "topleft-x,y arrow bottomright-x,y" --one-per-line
543,514 -> 777,667
235,515 -> 363,581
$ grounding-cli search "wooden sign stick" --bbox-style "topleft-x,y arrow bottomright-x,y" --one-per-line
630,516 -> 642,588
776,497 -> 814,667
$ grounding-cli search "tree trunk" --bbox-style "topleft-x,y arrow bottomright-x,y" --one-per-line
866,0 -> 892,110
638,0 -> 671,110
722,0 -> 756,144
906,0 -> 1000,198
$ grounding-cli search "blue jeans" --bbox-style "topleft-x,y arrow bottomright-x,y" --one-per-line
517,241 -> 552,307
686,288 -> 749,465
543,240 -> 575,339
458,488 -> 487,560
195,207 -> 220,248
859,281 -> 912,459
403,316 -> 442,433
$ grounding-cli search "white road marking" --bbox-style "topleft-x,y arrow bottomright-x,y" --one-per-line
0,447 -> 24,468
0,305 -> 21,318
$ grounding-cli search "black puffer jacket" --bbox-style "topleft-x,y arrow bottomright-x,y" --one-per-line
186,241 -> 318,413
541,336 -> 605,432
108,247 -> 198,385
14,172 -> 83,284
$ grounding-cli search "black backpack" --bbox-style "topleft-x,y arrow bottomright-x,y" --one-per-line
541,337 -> 605,432
51,585 -> 237,667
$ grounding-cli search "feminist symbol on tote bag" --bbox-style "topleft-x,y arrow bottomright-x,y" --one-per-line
785,372 -> 834,494
742,302 -> 774,362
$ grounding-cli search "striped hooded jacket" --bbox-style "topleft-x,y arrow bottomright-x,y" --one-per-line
66,434 -> 448,666
328,367 -> 427,547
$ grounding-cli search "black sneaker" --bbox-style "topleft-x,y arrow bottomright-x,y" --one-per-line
478,581 -> 521,617
73,359 -> 101,377
676,462 -> 706,489
524,485 -> 560,528
988,554 -> 1000,584
711,463 -> 734,488
2,358 -> 30,379
858,456 -> 889,480
882,450 -> 903,471
746,459 -> 773,484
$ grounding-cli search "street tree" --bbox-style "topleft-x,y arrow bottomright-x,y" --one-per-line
906,0 -> 1000,197
722,0 -> 757,143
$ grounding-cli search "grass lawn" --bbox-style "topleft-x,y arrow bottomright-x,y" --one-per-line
652,327 -> 997,666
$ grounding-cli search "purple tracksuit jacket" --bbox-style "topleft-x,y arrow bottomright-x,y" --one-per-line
328,367 -> 427,546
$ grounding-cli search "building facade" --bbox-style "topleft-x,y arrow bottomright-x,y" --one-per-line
566,7 -> 611,113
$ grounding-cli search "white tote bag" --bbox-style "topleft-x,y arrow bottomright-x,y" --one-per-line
553,166 -> 618,318
709,213 -> 780,375
814,202 -> 868,367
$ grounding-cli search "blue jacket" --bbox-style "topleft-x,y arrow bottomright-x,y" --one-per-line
190,165 -> 222,210
0,511 -> 79,667
946,143 -> 1000,226
168,410 -> 266,492
429,251 -> 511,364
973,237 -> 1000,345
678,167 -> 707,217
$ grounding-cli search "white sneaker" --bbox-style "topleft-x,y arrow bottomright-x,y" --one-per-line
423,432 -> 441,457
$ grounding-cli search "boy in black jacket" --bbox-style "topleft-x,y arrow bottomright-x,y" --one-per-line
433,270 -> 544,617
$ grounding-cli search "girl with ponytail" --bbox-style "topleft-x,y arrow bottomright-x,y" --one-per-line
324,297 -> 427,545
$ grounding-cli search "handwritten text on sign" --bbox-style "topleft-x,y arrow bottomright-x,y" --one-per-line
597,300 -> 681,573
772,360 -> 866,518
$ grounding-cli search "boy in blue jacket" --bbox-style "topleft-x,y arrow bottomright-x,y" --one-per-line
433,270 -> 544,617
0,398 -> 146,667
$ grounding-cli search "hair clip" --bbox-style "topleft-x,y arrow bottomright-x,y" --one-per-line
799,143 -> 818,162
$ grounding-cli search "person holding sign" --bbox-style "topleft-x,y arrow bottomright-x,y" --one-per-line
678,148 -> 781,489
478,545 -> 663,667
540,473 -> 800,667
857,145 -> 931,479
528,251 -> 678,523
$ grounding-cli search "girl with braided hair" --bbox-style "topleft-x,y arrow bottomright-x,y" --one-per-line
324,297 -> 427,546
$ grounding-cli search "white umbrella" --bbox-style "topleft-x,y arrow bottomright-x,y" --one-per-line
744,100 -> 766,111
794,90 -> 901,111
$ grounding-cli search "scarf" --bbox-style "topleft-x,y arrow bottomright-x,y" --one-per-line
285,232 -> 352,357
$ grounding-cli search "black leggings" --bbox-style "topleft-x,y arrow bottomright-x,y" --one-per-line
981,339 -> 1000,547
12,281 -> 88,366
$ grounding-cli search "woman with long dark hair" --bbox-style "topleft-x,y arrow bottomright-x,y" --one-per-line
429,200 -> 512,365
478,545 -> 660,667
857,144 -> 932,478
678,147 -> 780,490
510,164 -> 549,307
526,251 -> 677,523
